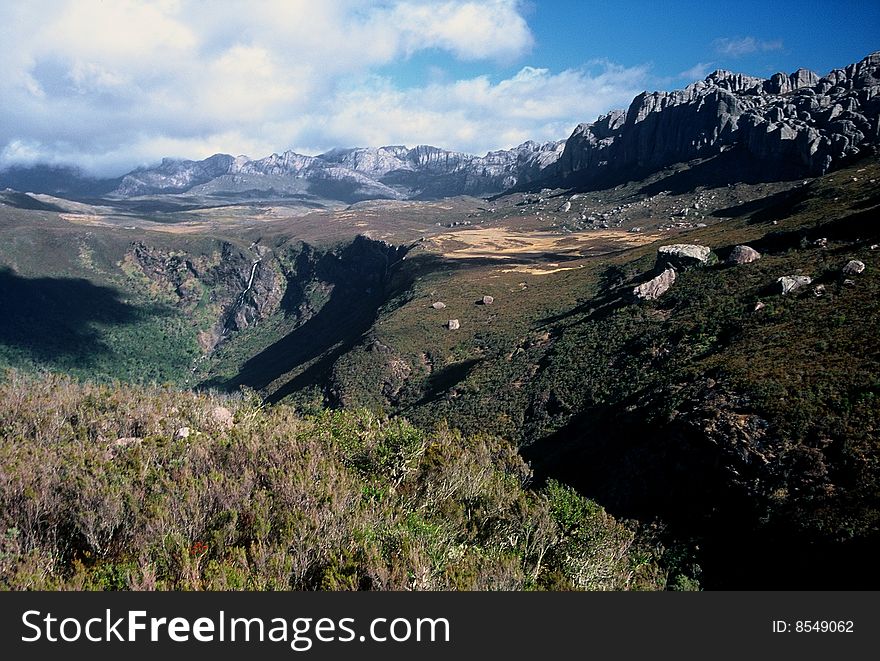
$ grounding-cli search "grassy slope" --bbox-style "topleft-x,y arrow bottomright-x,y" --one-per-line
0,373 -> 671,591
0,208 -> 248,385
317,159 -> 880,587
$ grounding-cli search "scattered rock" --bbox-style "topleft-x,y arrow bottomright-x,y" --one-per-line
113,437 -> 142,449
447,319 -> 460,330
211,406 -> 234,429
842,259 -> 865,275
727,245 -> 762,265
431,301 -> 447,310
175,427 -> 191,439
558,201 -> 571,213
481,295 -> 494,305
657,244 -> 712,269
633,268 -> 677,300
776,275 -> 812,295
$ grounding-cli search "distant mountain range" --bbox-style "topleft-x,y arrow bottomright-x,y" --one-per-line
112,141 -> 566,202
2,51 -> 878,203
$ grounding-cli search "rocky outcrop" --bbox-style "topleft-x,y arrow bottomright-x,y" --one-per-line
633,268 -> 676,300
124,240 -> 286,352
727,245 -> 762,265
776,275 -> 812,294
556,52 -> 880,185
658,244 -> 713,269
842,259 -> 866,275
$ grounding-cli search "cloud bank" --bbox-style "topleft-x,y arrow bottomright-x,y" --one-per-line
0,0 -> 648,175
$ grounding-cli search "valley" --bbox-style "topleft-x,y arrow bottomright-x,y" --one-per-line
2,51 -> 879,590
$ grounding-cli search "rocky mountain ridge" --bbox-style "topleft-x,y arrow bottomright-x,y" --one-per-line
114,140 -> 565,200
2,52 -> 878,203
554,51 -> 880,187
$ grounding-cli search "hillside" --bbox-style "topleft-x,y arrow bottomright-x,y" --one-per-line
0,373 -> 672,590
1,52 -> 879,590
321,159 -> 880,588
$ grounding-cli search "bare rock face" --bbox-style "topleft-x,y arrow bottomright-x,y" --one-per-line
125,240 -> 284,353
658,244 -> 713,269
776,275 -> 812,294
633,268 -> 677,300
842,259 -> 866,275
557,52 -> 880,184
727,245 -> 762,265
447,319 -> 460,330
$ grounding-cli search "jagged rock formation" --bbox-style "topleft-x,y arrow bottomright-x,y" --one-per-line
556,52 -> 880,185
114,141 -> 565,200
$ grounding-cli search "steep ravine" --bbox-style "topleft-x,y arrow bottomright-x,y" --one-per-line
188,235 -> 412,400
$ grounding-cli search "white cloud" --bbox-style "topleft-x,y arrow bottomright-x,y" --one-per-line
679,62 -> 715,81
713,36 -> 784,58
0,0 -> 646,175
389,0 -> 533,60
320,62 -> 649,155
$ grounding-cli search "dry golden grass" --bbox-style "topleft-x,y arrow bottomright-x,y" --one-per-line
430,226 -> 659,260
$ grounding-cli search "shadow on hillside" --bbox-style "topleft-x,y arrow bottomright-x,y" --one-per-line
415,358 -> 482,406
205,241 -> 413,401
0,267 -> 139,366
638,149 -> 805,196
0,191 -> 66,212
522,400 -> 880,589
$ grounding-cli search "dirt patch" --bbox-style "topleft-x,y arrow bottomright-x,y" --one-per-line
499,264 -> 587,276
432,227 -> 658,260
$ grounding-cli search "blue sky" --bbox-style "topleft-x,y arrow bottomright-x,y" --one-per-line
0,1 -> 876,174
386,1 -> 879,88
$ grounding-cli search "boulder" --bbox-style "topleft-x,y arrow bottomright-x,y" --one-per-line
175,427 -> 191,439
658,244 -> 713,269
727,245 -> 762,265
776,275 -> 812,294
211,406 -> 234,429
447,319 -> 460,330
481,295 -> 494,305
842,259 -> 865,275
633,268 -> 677,300
431,301 -> 447,310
